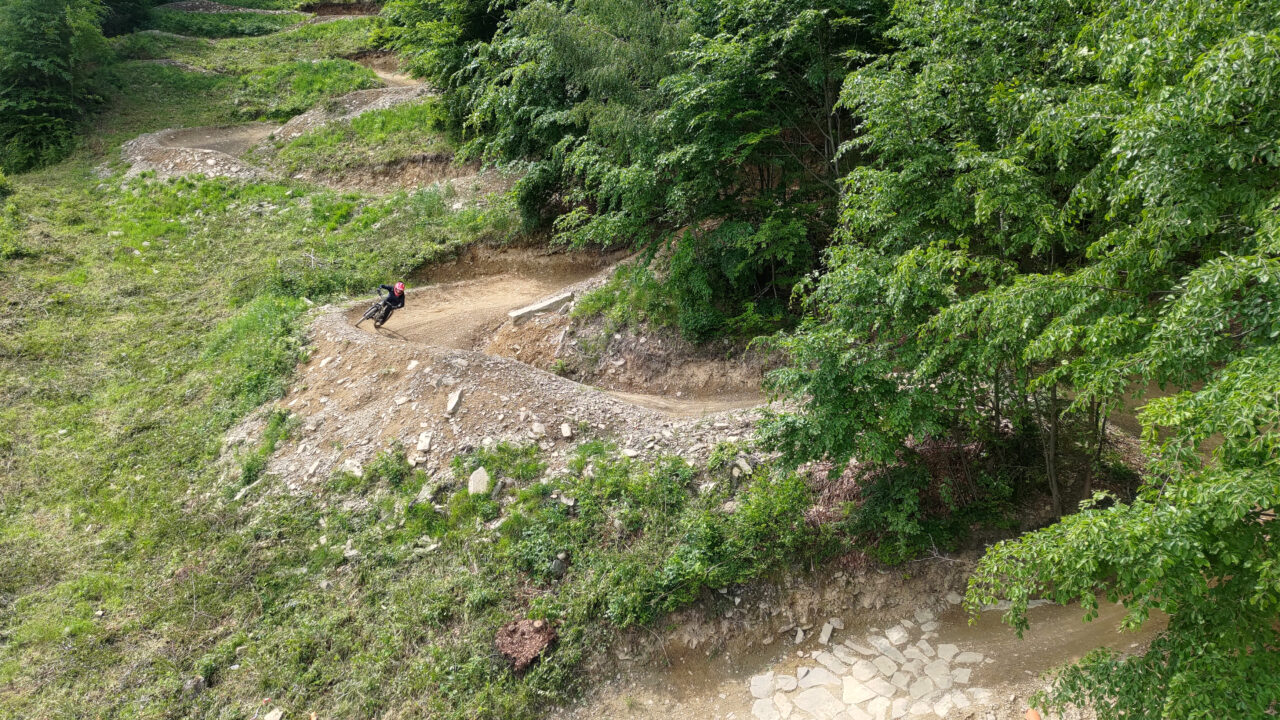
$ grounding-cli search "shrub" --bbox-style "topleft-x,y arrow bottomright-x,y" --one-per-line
0,0 -> 107,172
101,0 -> 152,36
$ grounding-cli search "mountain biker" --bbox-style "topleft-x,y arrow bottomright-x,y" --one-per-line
375,281 -> 406,326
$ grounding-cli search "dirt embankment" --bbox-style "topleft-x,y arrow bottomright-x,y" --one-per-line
224,247 -> 771,505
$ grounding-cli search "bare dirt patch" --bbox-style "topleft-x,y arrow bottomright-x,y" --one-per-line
353,246 -> 627,350
496,619 -> 558,673
121,123 -> 279,180
349,50 -> 420,87
222,247 -> 771,505
290,153 -> 484,194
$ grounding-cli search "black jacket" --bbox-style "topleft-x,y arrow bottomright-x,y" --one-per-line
379,284 -> 406,309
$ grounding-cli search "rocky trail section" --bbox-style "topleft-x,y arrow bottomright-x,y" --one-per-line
120,84 -> 436,183
565,594 -> 1164,720
122,123 -> 278,179
360,247 -> 770,415
231,301 -> 761,500
225,248 -> 771,502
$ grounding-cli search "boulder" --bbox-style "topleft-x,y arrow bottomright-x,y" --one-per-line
468,466 -> 491,495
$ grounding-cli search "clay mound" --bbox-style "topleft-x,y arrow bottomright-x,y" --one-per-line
157,0 -> 295,13
274,85 -> 435,140
496,619 -> 557,673
121,124 -> 279,180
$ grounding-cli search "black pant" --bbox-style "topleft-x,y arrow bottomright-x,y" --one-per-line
378,303 -> 397,324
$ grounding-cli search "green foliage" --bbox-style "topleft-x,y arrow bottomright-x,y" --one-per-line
239,408 -> 300,486
969,468 -> 1280,719
380,0 -> 890,336
148,8 -> 303,38
0,0 -> 107,172
761,0 -> 1280,713
451,441 -> 546,484
365,443 -> 415,489
0,172 -> 12,199
572,262 -> 675,330
234,59 -> 380,119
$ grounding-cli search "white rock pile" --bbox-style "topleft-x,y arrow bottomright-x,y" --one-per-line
749,608 -> 993,720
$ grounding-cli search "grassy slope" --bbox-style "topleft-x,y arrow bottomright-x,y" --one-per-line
270,98 -> 453,172
0,16 -> 827,720
0,41 -> 507,719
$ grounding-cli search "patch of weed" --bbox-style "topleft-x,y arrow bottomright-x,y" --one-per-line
234,59 -> 380,120
274,99 -> 452,172
148,8 -> 304,38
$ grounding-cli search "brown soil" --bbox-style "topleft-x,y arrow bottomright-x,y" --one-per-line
161,122 -> 278,156
489,314 -> 771,404
291,154 -> 484,195
157,0 -> 294,13
299,1 -> 380,15
496,619 -> 558,673
349,50 -> 421,87
351,247 -> 624,351
348,247 -> 767,415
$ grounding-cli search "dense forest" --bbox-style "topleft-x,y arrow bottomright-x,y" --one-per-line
1,0 -> 1277,717
384,0 -> 1280,712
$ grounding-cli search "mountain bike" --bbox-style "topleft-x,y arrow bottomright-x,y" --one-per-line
355,289 -> 393,328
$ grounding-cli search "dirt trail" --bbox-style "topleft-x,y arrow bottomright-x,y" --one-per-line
352,51 -> 420,87
158,122 -> 277,155
565,598 -> 1165,720
349,248 -> 768,417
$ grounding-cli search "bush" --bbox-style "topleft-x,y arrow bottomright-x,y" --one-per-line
101,0 -> 152,36
0,172 -> 12,199
233,59 -> 380,120
0,0 -> 107,172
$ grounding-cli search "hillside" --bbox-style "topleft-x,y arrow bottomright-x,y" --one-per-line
1,1 -> 1277,719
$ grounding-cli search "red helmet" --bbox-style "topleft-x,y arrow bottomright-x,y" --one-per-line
394,282 -> 405,295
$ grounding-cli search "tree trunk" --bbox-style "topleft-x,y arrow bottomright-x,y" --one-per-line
1046,384 -> 1062,517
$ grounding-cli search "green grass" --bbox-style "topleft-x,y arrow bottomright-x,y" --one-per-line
272,98 -> 452,172
149,8 -> 305,37
115,17 -> 379,73
234,59 -> 381,120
